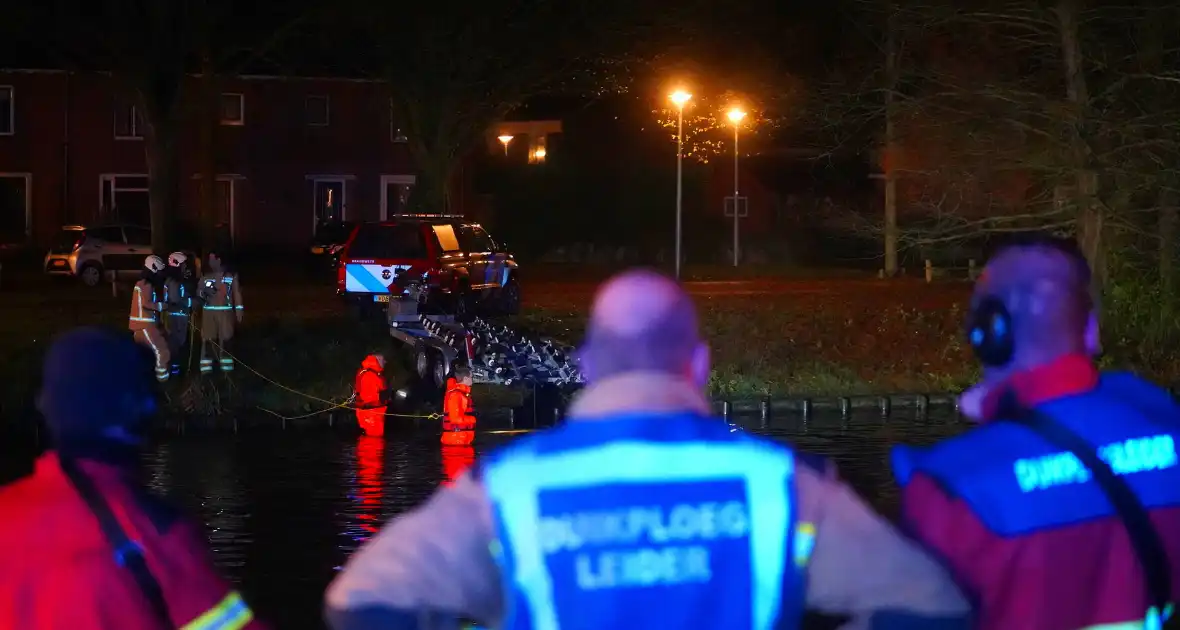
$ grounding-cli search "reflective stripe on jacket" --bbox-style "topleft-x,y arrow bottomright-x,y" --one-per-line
480,414 -> 803,630
201,273 -> 243,311
129,280 -> 161,330
165,278 -> 192,316
0,453 -> 266,630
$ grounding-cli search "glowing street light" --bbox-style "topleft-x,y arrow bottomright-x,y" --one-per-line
497,134 -> 514,156
727,108 -> 747,267
669,90 -> 692,279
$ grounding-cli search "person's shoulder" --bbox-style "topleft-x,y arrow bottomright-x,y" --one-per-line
892,421 -> 1020,486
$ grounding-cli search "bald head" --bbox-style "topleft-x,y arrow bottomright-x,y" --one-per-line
974,235 -> 1096,373
581,269 -> 707,384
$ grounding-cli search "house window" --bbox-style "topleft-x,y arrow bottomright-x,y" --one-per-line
114,100 -> 144,139
390,99 -> 406,142
0,87 -> 12,135
306,95 -> 329,126
220,93 -> 244,125
99,175 -> 150,224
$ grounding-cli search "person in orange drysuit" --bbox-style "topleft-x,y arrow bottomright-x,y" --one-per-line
441,365 -> 476,446
354,353 -> 388,437
0,326 -> 266,630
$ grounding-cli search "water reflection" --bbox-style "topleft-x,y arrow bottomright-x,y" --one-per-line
441,445 -> 476,486
349,436 -> 384,541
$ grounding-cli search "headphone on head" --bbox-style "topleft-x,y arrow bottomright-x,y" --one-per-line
966,295 -> 1015,368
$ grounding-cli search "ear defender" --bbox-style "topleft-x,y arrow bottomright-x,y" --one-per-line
967,296 -> 1015,368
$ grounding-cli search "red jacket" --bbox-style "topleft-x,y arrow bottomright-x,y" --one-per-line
0,452 -> 266,630
355,355 -> 387,409
443,377 -> 475,430
900,354 -> 1180,630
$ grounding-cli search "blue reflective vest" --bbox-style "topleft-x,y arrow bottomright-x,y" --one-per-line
480,413 -> 807,630
892,372 -> 1180,537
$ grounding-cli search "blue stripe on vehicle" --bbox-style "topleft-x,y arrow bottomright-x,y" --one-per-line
346,265 -> 390,293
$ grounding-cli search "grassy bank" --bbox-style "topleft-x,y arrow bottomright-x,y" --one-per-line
1,273 -> 984,419
22,268 -> 1168,419
518,292 -> 979,399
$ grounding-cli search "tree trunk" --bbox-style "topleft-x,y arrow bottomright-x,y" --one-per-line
407,151 -> 454,214
198,54 -> 219,253
1056,0 -> 1105,291
145,121 -> 180,255
883,2 -> 900,276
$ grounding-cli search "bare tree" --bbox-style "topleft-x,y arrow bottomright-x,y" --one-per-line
812,0 -> 1180,287
651,90 -> 778,164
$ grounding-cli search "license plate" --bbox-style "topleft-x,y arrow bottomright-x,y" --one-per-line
52,260 -> 66,267
311,246 -> 324,255
374,294 -> 390,303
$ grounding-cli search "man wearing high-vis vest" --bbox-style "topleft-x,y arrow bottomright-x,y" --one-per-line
198,251 -> 243,374
325,269 -> 970,630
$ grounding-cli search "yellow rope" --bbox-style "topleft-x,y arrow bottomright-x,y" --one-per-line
185,317 -> 442,422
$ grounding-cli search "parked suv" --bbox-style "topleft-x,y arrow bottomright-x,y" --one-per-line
44,224 -> 153,286
336,218 -> 520,319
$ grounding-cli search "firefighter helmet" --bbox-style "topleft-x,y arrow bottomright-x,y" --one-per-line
167,251 -> 188,267
144,255 -> 166,273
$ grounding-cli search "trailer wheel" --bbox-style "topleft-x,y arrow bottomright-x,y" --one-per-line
433,353 -> 449,389
415,347 -> 433,381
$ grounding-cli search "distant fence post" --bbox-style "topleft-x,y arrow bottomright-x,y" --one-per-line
968,258 -> 977,280
924,260 -> 933,283
108,270 -> 118,297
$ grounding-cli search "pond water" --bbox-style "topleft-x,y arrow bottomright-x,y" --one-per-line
1,410 -> 968,629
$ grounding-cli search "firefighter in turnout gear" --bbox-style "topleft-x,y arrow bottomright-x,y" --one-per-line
129,255 -> 171,383
163,251 -> 194,376
198,251 -> 243,374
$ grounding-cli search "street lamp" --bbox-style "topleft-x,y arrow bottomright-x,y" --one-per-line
727,108 -> 746,267
669,90 -> 692,279
497,134 -> 513,156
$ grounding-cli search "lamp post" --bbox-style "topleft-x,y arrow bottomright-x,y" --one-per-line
497,134 -> 513,156
727,108 -> 746,267
669,90 -> 692,279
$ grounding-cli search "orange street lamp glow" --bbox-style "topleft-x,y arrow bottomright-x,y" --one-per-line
670,90 -> 692,108
727,108 -> 747,124
497,134 -> 513,156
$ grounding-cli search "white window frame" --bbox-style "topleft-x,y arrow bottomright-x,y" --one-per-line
0,87 -> 13,136
220,92 -> 245,126
306,175 -> 351,231
0,172 -> 32,242
380,174 -> 417,220
306,95 -> 330,126
98,174 -> 150,222
113,101 -> 144,140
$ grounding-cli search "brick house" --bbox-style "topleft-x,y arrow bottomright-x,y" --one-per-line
0,69 -> 533,251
